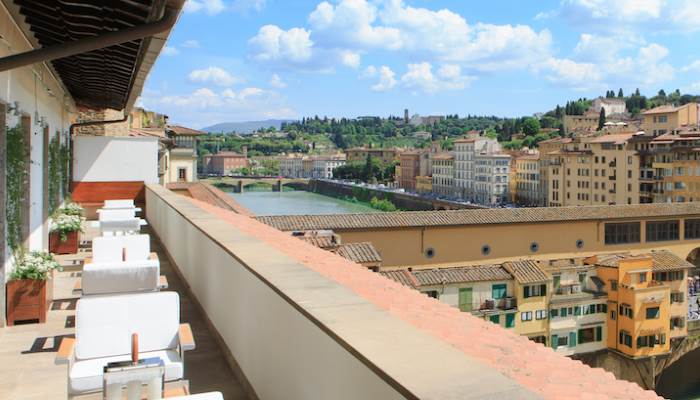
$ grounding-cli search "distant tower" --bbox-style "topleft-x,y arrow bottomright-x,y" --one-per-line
242,145 -> 248,158
404,109 -> 409,123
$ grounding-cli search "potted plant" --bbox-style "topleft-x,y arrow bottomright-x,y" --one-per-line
6,251 -> 62,325
60,202 -> 84,216
49,213 -> 83,254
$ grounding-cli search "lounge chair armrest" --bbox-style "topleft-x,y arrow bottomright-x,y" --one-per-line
55,337 -> 75,365
179,323 -> 195,351
149,252 -> 159,261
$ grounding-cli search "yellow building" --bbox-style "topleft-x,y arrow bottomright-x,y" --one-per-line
546,133 -> 639,207
379,265 -> 519,330
631,129 -> 700,203
345,147 -> 400,164
415,176 -> 432,194
642,103 -> 699,136
503,260 -> 550,344
593,251 -> 691,358
513,152 -> 543,206
432,153 -> 455,198
563,112 -> 600,134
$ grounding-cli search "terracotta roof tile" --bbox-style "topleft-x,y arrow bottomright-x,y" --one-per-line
409,265 -> 512,286
167,125 -> 206,136
256,203 -> 700,231
503,260 -> 549,284
334,242 -> 382,264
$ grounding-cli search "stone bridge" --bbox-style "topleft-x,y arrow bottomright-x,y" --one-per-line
205,176 -> 309,192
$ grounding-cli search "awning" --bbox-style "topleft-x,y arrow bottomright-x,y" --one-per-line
5,0 -> 184,111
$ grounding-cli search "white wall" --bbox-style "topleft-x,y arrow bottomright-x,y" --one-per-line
73,136 -> 158,183
1,6 -> 76,260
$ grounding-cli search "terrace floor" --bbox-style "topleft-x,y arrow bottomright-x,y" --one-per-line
0,224 -> 248,399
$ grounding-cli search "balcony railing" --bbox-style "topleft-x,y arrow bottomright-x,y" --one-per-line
476,297 -> 517,312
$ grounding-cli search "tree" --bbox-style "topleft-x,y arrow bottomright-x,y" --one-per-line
658,89 -> 666,98
635,88 -> 640,96
618,88 -> 624,98
554,105 -> 563,119
598,108 -> 606,130
522,117 -> 540,136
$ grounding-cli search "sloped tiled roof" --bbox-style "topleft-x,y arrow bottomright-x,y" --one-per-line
379,270 -> 419,288
650,251 -> 694,271
256,203 -> 700,231
503,260 -> 549,284
334,242 -> 382,264
167,125 -> 206,136
588,250 -> 693,271
300,235 -> 338,249
412,265 -> 512,286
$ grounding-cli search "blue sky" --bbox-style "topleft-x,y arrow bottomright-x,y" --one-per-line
139,0 -> 700,128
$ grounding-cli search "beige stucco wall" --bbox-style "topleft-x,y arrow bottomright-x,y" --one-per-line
167,156 -> 197,183
338,218 -> 700,267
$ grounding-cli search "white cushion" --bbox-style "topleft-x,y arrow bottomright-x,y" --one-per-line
76,291 -> 179,360
122,235 -> 151,261
99,219 -> 142,235
104,199 -> 135,208
99,208 -> 136,221
92,235 -> 151,263
69,349 -> 182,395
81,260 -> 160,295
168,393 -> 224,400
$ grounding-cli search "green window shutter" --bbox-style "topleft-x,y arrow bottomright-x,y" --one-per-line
602,304 -> 607,313
551,335 -> 558,349
589,304 -> 596,314
561,307 -> 568,317
550,309 -> 557,318
578,329 -> 583,344
596,326 -> 603,341
490,314 -> 500,324
540,284 -> 547,296
492,284 -> 507,299
574,306 -> 581,316
524,286 -> 530,298
506,313 -> 515,328
569,332 -> 577,347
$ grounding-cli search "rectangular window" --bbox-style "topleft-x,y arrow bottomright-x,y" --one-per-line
523,284 -> 546,298
458,288 -> 473,312
671,292 -> 684,303
646,307 -> 660,319
574,306 -> 581,316
550,309 -> 559,318
646,220 -> 680,242
610,280 -> 618,291
605,222 -> 641,244
596,326 -> 603,342
423,290 -> 439,299
492,284 -> 507,300
535,310 -> 547,320
685,219 -> 700,239
556,335 -> 569,348
560,307 -> 568,317
578,328 -> 595,344
671,316 -> 685,329
620,304 -> 633,319
639,272 -> 647,283
521,311 -> 533,321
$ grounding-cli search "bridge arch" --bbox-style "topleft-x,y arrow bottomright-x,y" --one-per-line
687,247 -> 700,268
655,336 -> 700,397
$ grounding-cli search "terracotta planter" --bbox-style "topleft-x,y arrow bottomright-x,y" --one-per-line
6,279 -> 47,326
49,230 -> 79,254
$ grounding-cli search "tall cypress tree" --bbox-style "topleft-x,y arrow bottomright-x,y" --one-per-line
598,108 -> 606,130
618,88 -> 624,98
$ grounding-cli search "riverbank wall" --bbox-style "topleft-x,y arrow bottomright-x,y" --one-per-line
308,180 -> 483,211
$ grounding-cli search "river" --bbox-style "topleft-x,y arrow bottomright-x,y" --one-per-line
227,189 -> 379,216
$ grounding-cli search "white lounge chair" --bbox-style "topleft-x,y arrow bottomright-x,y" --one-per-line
168,393 -> 224,399
94,218 -> 145,236
56,291 -> 195,398
98,208 -> 137,221
79,235 -> 166,295
104,199 -> 136,208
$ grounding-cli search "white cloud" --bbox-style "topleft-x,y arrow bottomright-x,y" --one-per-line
162,46 -> 179,56
249,0 -> 551,72
573,33 -> 640,62
534,58 -> 603,90
536,41 -> 674,90
340,51 -> 361,69
684,81 -> 700,92
141,86 -> 294,128
182,40 -> 200,49
543,0 -> 700,32
184,0 -> 226,15
400,62 -> 473,93
682,60 -> 700,72
269,74 -> 287,88
232,0 -> 266,13
188,67 -> 241,87
248,25 -> 313,64
363,65 -> 397,92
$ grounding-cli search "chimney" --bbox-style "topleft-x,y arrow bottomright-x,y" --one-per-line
242,145 -> 248,157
